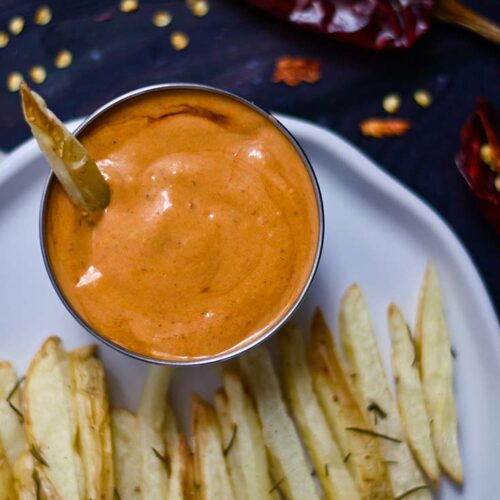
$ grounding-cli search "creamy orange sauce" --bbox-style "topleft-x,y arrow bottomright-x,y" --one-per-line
45,89 -> 320,360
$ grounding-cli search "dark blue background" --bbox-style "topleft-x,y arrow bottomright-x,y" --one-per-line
1,0 -> 499,313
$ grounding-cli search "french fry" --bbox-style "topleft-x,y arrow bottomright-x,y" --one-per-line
416,264 -> 463,483
20,83 -> 110,213
164,403 -> 189,500
0,440 -> 15,500
110,409 -> 141,499
137,365 -> 172,499
191,395 -> 235,500
0,362 -> 26,468
214,389 -> 245,497
279,327 -> 360,500
177,435 -> 191,498
309,309 -> 392,499
388,303 -> 439,484
70,346 -> 114,500
239,346 -> 320,500
339,286 -> 430,499
12,451 -> 36,500
22,337 -> 84,499
221,370 -> 273,500
184,448 -> 197,499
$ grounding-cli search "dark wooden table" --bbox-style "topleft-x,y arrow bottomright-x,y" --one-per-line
1,0 -> 499,313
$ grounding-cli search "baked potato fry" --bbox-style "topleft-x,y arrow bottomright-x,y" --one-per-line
0,361 -> 26,467
70,346 -> 114,500
111,409 -> 141,499
239,346 -> 320,500
339,286 -> 430,499
12,451 -> 36,500
416,264 -> 463,483
184,447 -> 197,499
164,404 -> 189,500
0,440 -> 15,500
110,409 -> 141,499
22,337 -> 84,500
279,327 -> 360,500
191,395 -> 235,500
214,389 -> 245,497
309,309 -> 392,499
388,303 -> 439,484
221,369 -> 273,500
20,83 -> 110,213
137,365 -> 172,499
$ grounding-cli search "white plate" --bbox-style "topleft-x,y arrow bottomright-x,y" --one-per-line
1,116 -> 499,498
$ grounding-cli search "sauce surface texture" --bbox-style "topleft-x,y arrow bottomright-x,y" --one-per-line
45,89 -> 320,360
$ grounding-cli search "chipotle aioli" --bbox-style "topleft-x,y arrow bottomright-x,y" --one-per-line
45,89 -> 320,360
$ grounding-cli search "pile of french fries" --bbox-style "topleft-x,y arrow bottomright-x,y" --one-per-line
0,264 -> 462,499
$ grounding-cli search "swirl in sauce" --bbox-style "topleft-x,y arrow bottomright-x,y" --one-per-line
45,89 -> 320,360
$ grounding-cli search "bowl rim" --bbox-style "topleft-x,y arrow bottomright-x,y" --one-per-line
39,82 -> 325,366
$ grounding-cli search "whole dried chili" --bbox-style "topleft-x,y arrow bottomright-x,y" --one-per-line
455,98 -> 500,233
247,0 -> 434,49
247,0 -> 500,49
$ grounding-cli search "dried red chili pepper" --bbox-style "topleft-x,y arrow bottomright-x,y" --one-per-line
455,98 -> 500,233
247,0 -> 434,49
247,0 -> 500,49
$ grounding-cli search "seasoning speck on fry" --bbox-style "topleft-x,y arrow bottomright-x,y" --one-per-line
120,0 -> 138,13
383,93 -> 401,114
360,118 -> 411,138
272,57 -> 321,87
414,89 -> 432,108
0,31 -> 9,48
29,65 -> 47,84
153,10 -> 172,27
171,31 -> 189,51
34,5 -> 52,25
192,0 -> 210,17
9,16 -> 25,36
54,49 -> 73,69
7,71 -> 23,92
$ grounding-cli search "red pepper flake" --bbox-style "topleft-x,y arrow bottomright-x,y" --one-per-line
360,118 -> 411,138
94,8 -> 115,22
272,57 -> 321,87
456,98 -> 500,233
